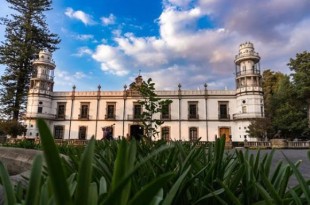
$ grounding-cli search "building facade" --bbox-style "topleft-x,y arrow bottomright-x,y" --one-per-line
24,42 -> 264,142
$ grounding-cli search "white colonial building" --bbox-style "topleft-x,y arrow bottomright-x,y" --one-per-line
24,42 -> 264,142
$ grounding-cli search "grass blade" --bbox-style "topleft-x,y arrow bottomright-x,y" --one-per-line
161,166 -> 191,205
25,154 -> 43,205
37,119 -> 72,205
283,154 -> 310,204
74,138 -> 95,205
128,172 -> 173,205
0,161 -> 16,205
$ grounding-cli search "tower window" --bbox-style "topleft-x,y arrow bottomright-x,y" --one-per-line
38,107 -> 43,113
39,101 -> 43,105
242,106 -> 247,113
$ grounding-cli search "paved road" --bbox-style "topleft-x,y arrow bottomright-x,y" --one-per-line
245,149 -> 310,187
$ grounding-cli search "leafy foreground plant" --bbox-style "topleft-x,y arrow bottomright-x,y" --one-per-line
0,119 -> 310,205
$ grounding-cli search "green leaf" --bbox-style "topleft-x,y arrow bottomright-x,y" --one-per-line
87,182 -> 98,205
283,154 -> 310,204
25,154 -> 43,205
161,166 -> 191,205
128,172 -> 173,205
193,188 -> 225,205
37,119 -> 72,205
255,183 -> 274,205
0,161 -> 16,205
74,138 -> 95,205
149,189 -> 164,205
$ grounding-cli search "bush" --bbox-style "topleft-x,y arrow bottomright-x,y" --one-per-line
0,119 -> 309,204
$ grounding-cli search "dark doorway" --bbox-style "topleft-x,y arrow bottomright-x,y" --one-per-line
130,125 -> 144,141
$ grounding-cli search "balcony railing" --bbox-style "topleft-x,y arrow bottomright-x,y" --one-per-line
218,114 -> 230,120
78,114 -> 89,120
56,114 -> 65,119
236,70 -> 260,76
105,114 -> 116,119
127,114 -> 141,120
188,114 -> 199,120
161,114 -> 171,120
233,112 -> 263,119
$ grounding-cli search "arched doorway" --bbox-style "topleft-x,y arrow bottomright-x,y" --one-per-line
130,125 -> 144,141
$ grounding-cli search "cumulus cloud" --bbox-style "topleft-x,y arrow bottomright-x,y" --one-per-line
90,0 -> 310,89
74,47 -> 93,57
101,14 -> 116,26
65,7 -> 95,25
55,70 -> 83,85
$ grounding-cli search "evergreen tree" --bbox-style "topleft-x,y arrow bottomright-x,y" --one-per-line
0,0 -> 60,120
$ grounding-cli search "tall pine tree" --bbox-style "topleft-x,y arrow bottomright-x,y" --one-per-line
0,0 -> 60,120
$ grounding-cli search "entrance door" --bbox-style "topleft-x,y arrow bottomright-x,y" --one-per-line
219,127 -> 230,142
130,125 -> 144,141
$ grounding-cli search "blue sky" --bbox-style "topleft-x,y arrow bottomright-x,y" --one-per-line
1,0 -> 310,91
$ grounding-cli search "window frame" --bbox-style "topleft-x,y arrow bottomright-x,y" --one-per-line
54,125 -> 64,139
189,127 -> 198,141
78,126 -> 87,140
161,126 -> 170,141
56,102 -> 66,119
106,102 -> 116,119
188,101 -> 198,119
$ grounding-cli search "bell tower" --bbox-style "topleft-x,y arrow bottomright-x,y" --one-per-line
25,50 -> 55,138
234,42 -> 264,120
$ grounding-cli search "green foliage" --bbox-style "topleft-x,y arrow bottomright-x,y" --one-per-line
0,0 -> 60,120
247,118 -> 271,139
0,120 -> 26,138
0,120 -> 310,204
261,69 -> 309,138
136,78 -> 172,139
288,51 -> 310,100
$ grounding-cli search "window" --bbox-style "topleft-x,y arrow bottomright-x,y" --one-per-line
54,126 -> 64,139
38,106 -> 43,113
161,103 -> 170,119
188,102 -> 198,119
79,103 -> 89,119
189,127 -> 198,141
219,102 -> 229,119
242,106 -> 247,113
106,103 -> 116,119
133,103 -> 142,119
57,103 -> 66,119
161,127 -> 170,141
78,126 -> 87,140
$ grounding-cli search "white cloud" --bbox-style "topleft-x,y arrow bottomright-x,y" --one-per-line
74,47 -> 93,57
75,34 -> 94,41
54,70 -> 89,89
65,7 -> 95,25
92,45 -> 129,76
101,14 -> 116,26
89,0 -> 310,89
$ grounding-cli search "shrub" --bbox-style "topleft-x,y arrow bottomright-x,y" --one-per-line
0,119 -> 309,204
